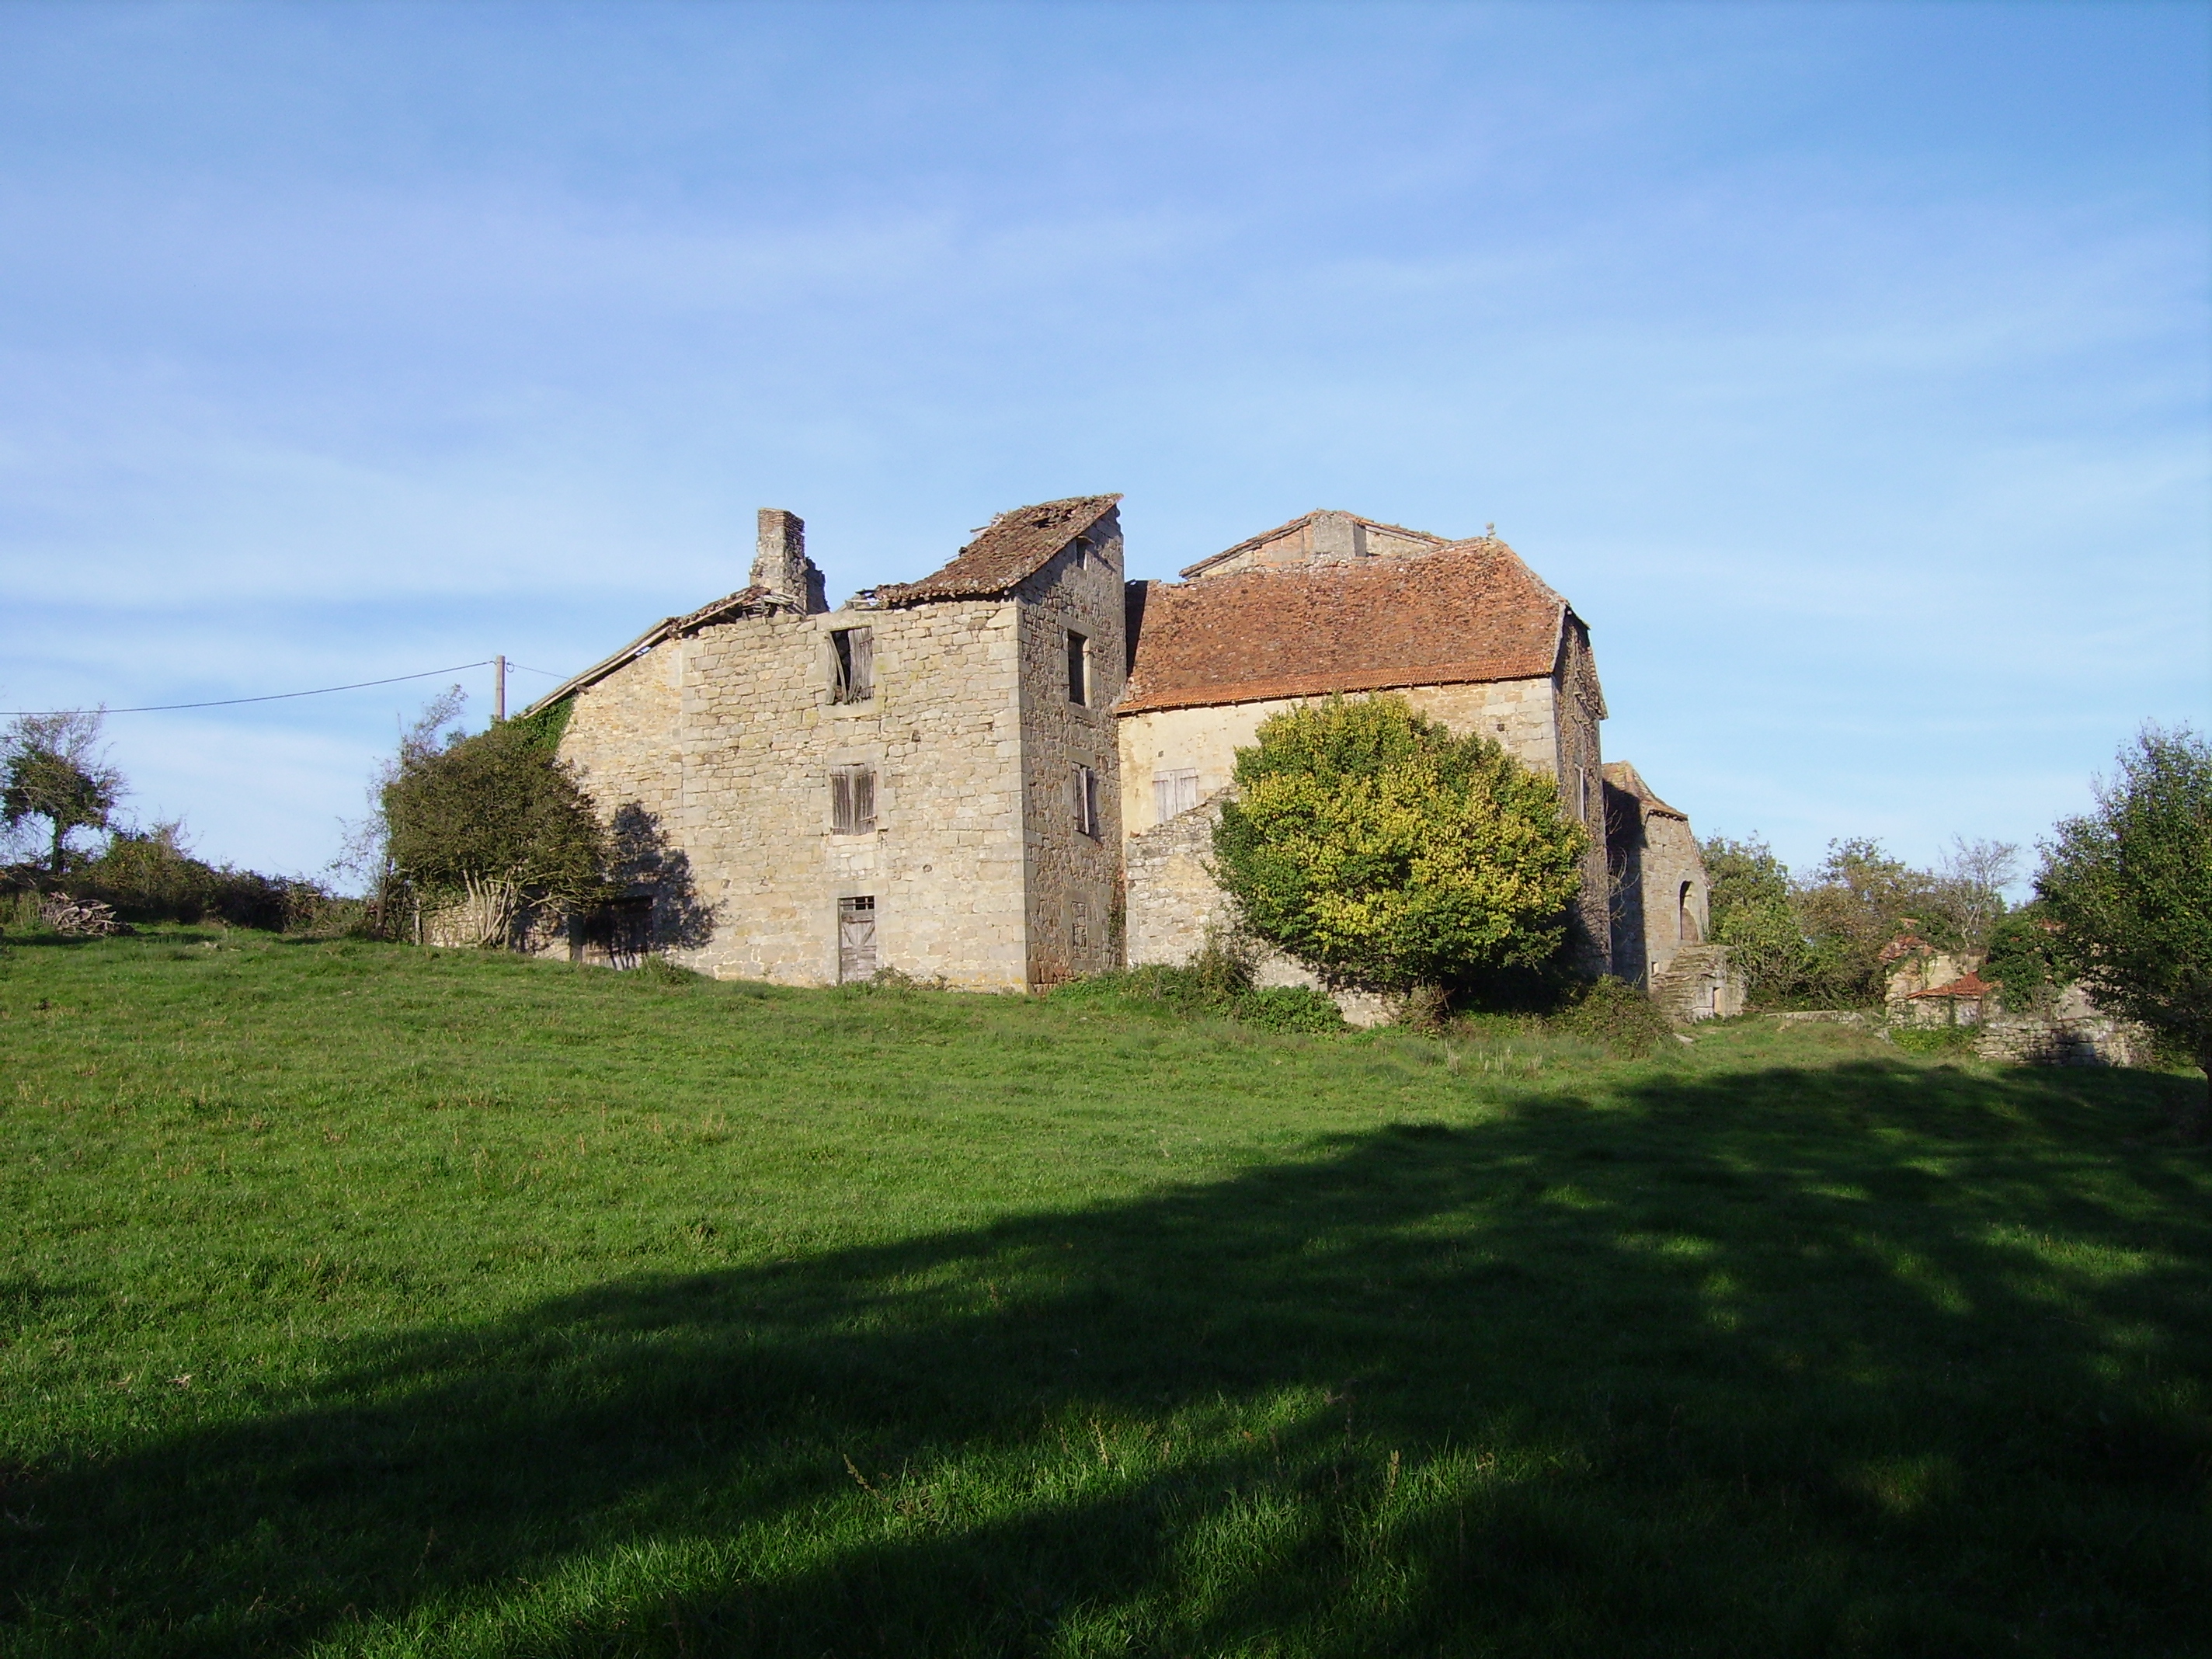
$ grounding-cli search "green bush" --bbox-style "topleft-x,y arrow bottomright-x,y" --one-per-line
55,824 -> 345,933
1553,976 -> 1675,1059
1055,941 -> 1346,1035
1213,695 -> 1587,996
1983,906 -> 2061,1012
1235,984 -> 1348,1035
630,954 -> 703,989
1887,1023 -> 1981,1057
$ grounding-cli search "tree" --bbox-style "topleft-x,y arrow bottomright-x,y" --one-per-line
1926,836 -> 2019,952
1702,835 -> 1810,1007
2036,725 -> 2212,1135
1792,837 -> 1945,1006
1212,694 -> 1588,996
2,710 -> 123,875
381,704 -> 607,948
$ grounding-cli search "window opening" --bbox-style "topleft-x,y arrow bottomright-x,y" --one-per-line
1072,537 -> 1088,570
1153,768 -> 1199,824
830,764 -> 877,835
830,627 -> 874,704
1073,764 -> 1101,838
1066,631 -> 1089,706
837,895 -> 877,982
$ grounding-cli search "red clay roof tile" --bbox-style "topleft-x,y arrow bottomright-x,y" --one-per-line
1120,538 -> 1570,715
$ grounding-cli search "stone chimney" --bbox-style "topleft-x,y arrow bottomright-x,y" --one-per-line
751,508 -> 828,612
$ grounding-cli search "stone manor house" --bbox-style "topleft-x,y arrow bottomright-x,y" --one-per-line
524,496 -> 1737,1015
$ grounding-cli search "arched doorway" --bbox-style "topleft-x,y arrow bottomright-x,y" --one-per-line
1678,882 -> 1700,944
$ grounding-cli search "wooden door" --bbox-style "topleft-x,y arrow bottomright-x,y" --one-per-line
838,896 -> 877,982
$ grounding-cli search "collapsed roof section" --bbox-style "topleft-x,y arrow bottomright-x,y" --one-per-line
1121,536 -> 1577,716
874,495 -> 1122,606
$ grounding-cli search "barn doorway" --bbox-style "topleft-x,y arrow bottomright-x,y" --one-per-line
838,896 -> 878,983
1678,882 -> 1701,944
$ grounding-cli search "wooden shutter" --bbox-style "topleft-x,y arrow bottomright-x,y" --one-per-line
831,765 -> 876,834
847,628 -> 873,701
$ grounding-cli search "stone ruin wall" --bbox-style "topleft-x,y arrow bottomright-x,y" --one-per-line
1622,809 -> 1710,989
1013,513 -> 1128,986
1972,983 -> 2157,1068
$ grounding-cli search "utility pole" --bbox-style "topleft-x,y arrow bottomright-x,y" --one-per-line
494,655 -> 506,722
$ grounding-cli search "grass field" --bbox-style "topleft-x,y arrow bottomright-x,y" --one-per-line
2,928 -> 2207,1657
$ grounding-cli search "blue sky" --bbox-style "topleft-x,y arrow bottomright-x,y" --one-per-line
2,1 -> 2205,885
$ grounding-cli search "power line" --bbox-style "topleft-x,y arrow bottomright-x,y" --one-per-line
1,660 -> 496,718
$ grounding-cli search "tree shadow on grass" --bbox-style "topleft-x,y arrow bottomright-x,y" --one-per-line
7,1062 -> 2210,1657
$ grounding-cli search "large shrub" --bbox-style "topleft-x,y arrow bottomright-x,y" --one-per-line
1703,836 -> 1810,1007
1212,695 -> 1588,996
2036,725 -> 2211,1133
383,714 -> 607,945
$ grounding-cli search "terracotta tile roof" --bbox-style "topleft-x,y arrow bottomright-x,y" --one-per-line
1120,537 -> 1570,715
1601,761 -> 1687,821
1179,509 -> 1450,579
1877,934 -> 1932,965
1908,970 -> 1994,1001
877,495 -> 1121,604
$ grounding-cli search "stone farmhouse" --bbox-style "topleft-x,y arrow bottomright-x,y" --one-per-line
523,496 -> 1728,1012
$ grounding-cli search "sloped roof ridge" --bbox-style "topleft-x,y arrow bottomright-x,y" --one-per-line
1179,508 -> 1452,579
516,586 -> 793,715
877,493 -> 1121,604
1601,760 -> 1687,820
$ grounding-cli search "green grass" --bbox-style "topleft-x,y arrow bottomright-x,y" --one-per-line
2,929 -> 2207,1657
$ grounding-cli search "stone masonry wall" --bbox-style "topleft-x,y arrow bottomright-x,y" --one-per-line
1551,619 -> 1612,976
1115,676 -> 1563,837
559,636 -> 686,833
1123,789 -> 1227,969
1014,509 -> 1127,985
558,594 -> 1035,989
1637,812 -> 1709,986
679,600 -> 1031,988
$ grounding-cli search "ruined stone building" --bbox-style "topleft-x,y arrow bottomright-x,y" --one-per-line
524,496 -> 1729,1011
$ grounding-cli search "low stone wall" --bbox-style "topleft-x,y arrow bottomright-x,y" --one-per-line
1123,795 -> 1397,1027
1973,984 -> 2155,1067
